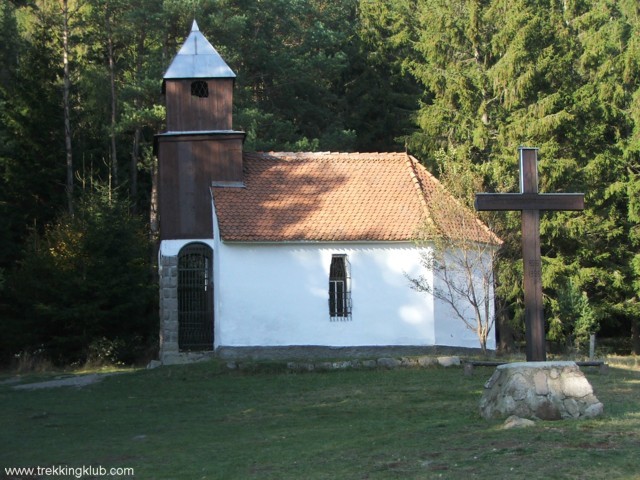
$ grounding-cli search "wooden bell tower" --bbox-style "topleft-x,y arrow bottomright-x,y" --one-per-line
156,20 -> 245,240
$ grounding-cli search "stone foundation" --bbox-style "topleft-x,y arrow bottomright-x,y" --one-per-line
479,361 -> 604,421
215,345 -> 484,361
159,254 -> 179,363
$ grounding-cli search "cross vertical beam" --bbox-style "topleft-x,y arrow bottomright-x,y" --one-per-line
475,147 -> 585,362
520,148 -> 545,362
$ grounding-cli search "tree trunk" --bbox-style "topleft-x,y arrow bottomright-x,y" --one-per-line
632,316 -> 640,355
149,154 -> 159,282
149,155 -> 159,240
106,2 -> 118,189
496,301 -> 515,354
61,0 -> 74,215
130,29 -> 146,210
130,128 -> 140,207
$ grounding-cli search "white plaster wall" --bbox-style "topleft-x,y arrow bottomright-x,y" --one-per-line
215,242 -> 436,348
159,239 -> 215,258
159,236 -> 496,351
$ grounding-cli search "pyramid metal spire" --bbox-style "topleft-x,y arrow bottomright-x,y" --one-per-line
163,20 -> 235,79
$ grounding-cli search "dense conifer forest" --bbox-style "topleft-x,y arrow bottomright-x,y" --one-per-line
0,0 -> 638,365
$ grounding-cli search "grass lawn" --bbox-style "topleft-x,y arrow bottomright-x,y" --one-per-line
1,360 -> 639,479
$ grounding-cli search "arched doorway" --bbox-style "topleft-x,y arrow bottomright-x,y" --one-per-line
178,243 -> 213,351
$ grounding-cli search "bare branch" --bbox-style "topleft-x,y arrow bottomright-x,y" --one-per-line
408,155 -> 502,352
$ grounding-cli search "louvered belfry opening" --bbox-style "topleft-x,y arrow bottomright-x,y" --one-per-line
190,80 -> 209,98
178,243 -> 213,351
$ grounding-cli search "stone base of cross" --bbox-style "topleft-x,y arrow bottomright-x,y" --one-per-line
475,148 -> 584,361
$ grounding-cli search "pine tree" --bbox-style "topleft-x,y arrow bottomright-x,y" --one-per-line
367,0 -> 640,348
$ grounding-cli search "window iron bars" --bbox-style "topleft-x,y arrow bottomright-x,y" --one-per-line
329,255 -> 351,320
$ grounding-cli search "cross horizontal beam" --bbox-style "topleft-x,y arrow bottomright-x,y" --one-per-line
475,193 -> 584,211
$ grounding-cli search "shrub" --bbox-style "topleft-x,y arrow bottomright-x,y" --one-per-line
4,188 -> 156,366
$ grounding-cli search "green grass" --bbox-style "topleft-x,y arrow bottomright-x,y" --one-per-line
1,361 -> 639,479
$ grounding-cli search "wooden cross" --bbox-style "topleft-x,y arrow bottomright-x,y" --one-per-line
475,147 -> 584,362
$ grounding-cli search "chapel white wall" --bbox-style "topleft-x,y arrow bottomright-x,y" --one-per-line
158,238 -> 496,353
160,239 -> 216,257
215,242 -> 437,348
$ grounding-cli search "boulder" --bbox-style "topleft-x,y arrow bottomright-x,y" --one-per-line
401,357 -> 419,367
146,360 -> 162,369
502,415 -> 536,429
479,361 -> 603,421
437,356 -> 461,367
417,356 -> 436,367
377,357 -> 401,369
361,360 -> 377,369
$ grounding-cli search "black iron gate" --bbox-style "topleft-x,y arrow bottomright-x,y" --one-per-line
178,243 -> 213,351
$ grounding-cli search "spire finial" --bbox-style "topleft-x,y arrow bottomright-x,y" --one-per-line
191,19 -> 200,32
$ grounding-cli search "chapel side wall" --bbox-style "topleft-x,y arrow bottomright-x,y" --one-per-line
215,242 -> 436,348
433,247 -> 497,350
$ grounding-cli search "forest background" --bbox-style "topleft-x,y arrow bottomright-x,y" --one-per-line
0,0 -> 639,366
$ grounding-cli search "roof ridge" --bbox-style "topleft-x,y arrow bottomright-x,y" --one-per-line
405,155 -> 434,229
247,151 -> 408,160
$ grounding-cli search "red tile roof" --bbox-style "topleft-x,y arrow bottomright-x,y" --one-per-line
211,152 -> 500,244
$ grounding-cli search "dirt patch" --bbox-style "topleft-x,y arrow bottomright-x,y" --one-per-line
12,372 -> 121,390
0,377 -> 23,386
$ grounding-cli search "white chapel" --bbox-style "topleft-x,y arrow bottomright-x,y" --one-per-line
156,21 -> 500,364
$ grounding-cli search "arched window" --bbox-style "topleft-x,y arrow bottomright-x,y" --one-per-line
329,254 -> 351,320
191,80 -> 209,98
178,243 -> 213,351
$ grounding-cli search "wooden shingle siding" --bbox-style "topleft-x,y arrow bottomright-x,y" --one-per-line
165,79 -> 234,131
157,134 -> 244,239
